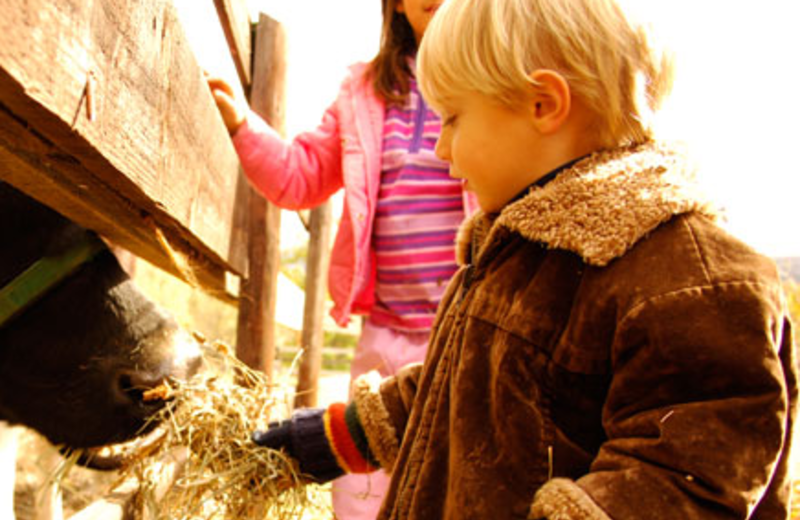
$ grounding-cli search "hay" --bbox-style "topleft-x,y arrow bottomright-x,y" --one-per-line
114,339 -> 331,520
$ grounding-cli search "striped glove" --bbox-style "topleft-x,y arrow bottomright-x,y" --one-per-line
252,402 -> 379,483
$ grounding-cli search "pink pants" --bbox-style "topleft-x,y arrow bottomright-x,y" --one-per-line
331,320 -> 429,520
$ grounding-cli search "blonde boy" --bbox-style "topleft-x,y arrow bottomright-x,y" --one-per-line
253,0 -> 797,518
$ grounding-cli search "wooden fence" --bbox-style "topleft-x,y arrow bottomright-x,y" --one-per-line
0,0 -> 332,403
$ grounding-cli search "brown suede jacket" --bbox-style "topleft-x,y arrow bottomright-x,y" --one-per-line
351,141 -> 798,519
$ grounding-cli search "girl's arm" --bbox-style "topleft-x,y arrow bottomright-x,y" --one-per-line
232,108 -> 344,210
207,75 -> 345,210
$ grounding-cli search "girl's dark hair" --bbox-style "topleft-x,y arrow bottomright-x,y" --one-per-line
368,0 -> 418,105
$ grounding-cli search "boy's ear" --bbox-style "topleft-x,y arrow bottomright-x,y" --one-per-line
528,70 -> 571,134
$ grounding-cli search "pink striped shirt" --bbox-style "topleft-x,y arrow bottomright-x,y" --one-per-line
370,77 -> 465,332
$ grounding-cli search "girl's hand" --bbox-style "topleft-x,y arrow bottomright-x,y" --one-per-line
206,74 -> 247,135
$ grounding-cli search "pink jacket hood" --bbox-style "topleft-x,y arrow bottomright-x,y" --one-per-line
232,63 -> 478,326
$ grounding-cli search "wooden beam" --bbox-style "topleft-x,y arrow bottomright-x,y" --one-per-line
0,0 -> 243,299
294,202 -> 333,409
213,0 -> 253,91
235,14 -> 286,376
0,103 -> 233,301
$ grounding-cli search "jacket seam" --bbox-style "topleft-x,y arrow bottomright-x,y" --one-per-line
682,216 -> 713,284
619,279 -> 779,328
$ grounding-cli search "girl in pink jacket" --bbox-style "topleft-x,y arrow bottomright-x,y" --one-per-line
208,1 -> 476,518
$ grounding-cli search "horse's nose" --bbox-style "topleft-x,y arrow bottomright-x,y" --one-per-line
114,327 -> 202,408
115,368 -> 169,406
167,326 -> 203,380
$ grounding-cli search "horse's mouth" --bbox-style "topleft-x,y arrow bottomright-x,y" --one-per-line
62,424 -> 168,471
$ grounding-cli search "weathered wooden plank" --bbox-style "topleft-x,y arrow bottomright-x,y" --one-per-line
171,0 -> 249,277
0,0 -> 242,298
235,14 -> 286,376
0,103 -> 232,300
213,0 -> 253,91
294,202 -> 333,408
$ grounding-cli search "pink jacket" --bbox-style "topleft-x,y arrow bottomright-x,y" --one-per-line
232,63 -> 477,326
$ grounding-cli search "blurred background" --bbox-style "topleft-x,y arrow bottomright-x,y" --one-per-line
159,0 -> 800,348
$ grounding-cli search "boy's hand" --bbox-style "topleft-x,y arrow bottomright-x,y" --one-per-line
252,419 -> 295,454
205,74 -> 246,135
251,408 -> 346,484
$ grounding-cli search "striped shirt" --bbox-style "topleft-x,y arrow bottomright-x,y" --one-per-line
370,76 -> 465,332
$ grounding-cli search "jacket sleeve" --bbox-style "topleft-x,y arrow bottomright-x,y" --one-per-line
266,364 -> 422,482
531,280 -> 796,519
231,99 -> 344,211
352,364 -> 424,471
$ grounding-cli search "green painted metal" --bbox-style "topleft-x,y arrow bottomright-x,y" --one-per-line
0,236 -> 106,327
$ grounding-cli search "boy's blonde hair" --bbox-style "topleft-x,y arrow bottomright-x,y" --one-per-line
418,0 -> 674,147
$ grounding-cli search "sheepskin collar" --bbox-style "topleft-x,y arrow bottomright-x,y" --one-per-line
457,141 -> 720,267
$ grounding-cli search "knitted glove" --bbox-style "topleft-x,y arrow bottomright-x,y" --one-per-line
252,402 -> 379,484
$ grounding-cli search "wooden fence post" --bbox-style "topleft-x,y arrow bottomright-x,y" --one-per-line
294,202 -> 333,408
235,14 -> 286,378
212,0 -> 252,94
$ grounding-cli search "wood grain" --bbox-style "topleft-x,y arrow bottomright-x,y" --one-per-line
0,0 -> 242,298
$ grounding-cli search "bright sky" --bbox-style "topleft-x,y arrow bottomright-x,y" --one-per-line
191,0 -> 800,258
649,0 -> 800,258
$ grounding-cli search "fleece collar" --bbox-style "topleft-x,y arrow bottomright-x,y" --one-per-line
457,141 -> 720,267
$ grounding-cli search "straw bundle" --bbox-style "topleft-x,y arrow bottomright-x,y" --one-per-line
115,339 -> 330,520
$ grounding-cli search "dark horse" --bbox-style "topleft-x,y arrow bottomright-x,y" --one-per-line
0,181 -> 200,451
